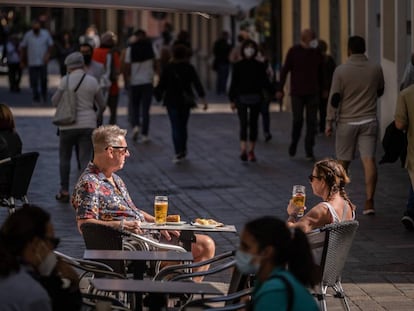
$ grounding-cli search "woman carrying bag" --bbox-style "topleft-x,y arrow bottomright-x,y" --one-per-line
52,52 -> 105,202
154,44 -> 207,164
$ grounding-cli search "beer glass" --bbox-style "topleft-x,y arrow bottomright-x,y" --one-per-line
292,185 -> 306,217
154,196 -> 168,225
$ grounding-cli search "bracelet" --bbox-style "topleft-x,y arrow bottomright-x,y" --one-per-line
120,219 -> 124,230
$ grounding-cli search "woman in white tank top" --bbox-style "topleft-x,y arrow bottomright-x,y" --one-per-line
287,158 -> 356,233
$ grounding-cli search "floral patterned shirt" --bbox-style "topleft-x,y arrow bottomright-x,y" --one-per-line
72,163 -> 145,221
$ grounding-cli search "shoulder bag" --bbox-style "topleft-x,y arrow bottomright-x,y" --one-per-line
53,73 -> 86,126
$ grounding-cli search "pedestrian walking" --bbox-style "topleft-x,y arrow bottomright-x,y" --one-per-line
4,34 -> 22,93
212,31 -> 232,95
20,19 -> 54,103
318,39 -> 336,133
228,39 -> 273,162
55,31 -> 77,76
51,52 -> 105,203
154,44 -> 207,163
326,36 -> 384,215
395,54 -> 414,230
276,29 -> 323,161
124,29 -> 156,143
92,31 -> 120,125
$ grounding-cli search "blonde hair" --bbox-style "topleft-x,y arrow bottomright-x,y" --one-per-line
92,125 -> 127,152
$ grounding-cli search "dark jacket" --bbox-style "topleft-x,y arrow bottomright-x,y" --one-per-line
228,58 -> 272,103
379,121 -> 407,167
154,61 -> 205,108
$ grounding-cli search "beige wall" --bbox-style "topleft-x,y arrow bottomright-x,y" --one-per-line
318,0 -> 330,45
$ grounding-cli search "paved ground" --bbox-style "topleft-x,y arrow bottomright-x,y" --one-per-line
1,62 -> 414,310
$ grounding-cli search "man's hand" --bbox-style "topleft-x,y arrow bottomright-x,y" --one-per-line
230,102 -> 236,111
325,121 -> 333,137
200,98 -> 208,111
160,230 -> 180,241
123,220 -> 143,234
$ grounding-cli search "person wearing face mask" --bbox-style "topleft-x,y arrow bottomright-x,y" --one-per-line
276,29 -> 323,161
229,39 -> 273,162
79,43 -> 105,83
0,204 -> 82,311
20,19 -> 54,104
237,216 -> 319,310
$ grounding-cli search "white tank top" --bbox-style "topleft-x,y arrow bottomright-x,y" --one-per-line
321,201 -> 355,223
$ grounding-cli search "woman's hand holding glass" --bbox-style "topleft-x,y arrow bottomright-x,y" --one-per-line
287,199 -> 307,218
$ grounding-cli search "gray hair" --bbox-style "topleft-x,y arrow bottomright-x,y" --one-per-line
92,125 -> 127,152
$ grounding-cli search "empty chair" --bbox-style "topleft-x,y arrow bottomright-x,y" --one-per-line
308,220 -> 359,311
0,151 -> 39,213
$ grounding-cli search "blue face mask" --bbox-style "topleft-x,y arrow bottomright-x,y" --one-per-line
235,250 -> 260,275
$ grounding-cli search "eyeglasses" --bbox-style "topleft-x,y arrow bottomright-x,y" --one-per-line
44,237 -> 60,249
308,175 -> 322,182
106,146 -> 129,154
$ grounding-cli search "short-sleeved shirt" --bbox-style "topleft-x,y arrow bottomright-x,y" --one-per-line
253,267 -> 319,311
20,29 -> 53,66
72,162 -> 145,221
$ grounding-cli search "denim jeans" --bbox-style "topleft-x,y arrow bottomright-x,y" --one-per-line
29,65 -> 48,100
291,94 -> 319,156
261,101 -> 271,134
167,105 -> 190,155
59,128 -> 94,191
215,63 -> 230,95
129,83 -> 153,135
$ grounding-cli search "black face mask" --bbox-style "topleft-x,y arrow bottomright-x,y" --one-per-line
33,28 -> 40,34
83,54 -> 92,65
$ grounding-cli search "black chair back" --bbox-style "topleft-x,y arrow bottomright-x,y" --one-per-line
80,222 -> 126,274
0,152 -> 39,213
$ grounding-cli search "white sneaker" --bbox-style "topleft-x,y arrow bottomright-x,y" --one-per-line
140,135 -> 150,143
132,126 -> 140,141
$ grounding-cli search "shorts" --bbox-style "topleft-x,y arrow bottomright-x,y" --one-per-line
336,120 -> 378,161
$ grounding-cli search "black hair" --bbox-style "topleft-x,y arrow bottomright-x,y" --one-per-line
240,39 -> 258,59
0,204 -> 51,276
244,216 -> 318,287
172,44 -> 190,61
348,36 -> 366,54
79,43 -> 93,53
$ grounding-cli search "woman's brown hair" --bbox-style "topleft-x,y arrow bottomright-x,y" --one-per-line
0,103 -> 16,131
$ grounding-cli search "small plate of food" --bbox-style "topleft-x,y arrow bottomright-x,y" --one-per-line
165,215 -> 186,225
192,218 -> 224,228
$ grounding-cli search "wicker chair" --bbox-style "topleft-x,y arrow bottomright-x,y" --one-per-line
308,220 -> 359,311
0,152 -> 39,213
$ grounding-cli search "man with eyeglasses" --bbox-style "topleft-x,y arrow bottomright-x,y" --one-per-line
72,125 -> 216,276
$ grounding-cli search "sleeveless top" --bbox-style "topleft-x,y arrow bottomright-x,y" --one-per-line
321,201 -> 355,223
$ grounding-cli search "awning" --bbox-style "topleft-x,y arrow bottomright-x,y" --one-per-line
1,0 -> 262,15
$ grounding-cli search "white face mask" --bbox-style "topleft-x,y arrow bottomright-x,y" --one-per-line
37,251 -> 57,276
309,39 -> 318,49
243,47 -> 255,58
235,250 -> 260,275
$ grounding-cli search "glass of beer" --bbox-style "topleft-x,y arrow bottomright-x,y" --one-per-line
154,196 -> 168,225
292,185 -> 306,217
